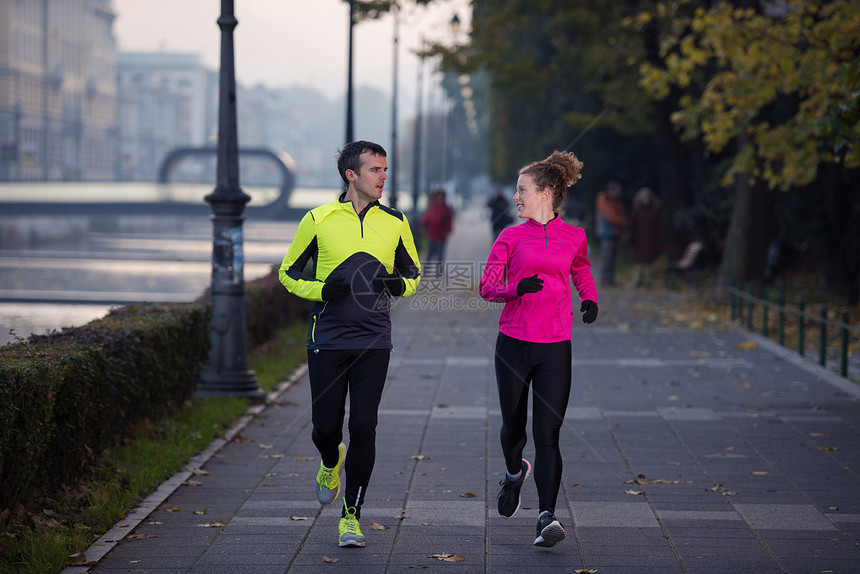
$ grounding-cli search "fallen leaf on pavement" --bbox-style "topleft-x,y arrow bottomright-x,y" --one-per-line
460,492 -> 476,498
260,454 -> 285,459
232,434 -> 252,443
369,522 -> 387,530
259,444 -> 274,449
736,340 -> 757,350
182,480 -> 203,486
192,510 -> 208,515
67,552 -> 87,565
127,533 -> 157,539
625,490 -> 644,496
818,446 -> 839,451
294,455 -> 315,461
167,507 -> 181,512
429,553 -> 465,562
575,569 -> 599,573
197,521 -> 226,528
290,516 -> 309,521
707,484 -> 737,496
393,511 -> 411,520
191,468 -> 209,476
412,455 -> 432,460
322,556 -> 339,563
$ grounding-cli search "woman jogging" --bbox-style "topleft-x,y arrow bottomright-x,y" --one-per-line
479,150 -> 598,548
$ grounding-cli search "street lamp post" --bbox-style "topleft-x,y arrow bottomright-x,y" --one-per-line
411,38 -> 424,223
346,0 -> 355,145
196,0 -> 264,402
389,2 -> 399,209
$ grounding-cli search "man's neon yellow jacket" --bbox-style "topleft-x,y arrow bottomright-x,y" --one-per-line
279,194 -> 421,350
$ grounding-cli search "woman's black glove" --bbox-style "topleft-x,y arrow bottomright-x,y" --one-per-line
580,300 -> 598,324
381,274 -> 405,297
516,274 -> 544,297
321,276 -> 351,301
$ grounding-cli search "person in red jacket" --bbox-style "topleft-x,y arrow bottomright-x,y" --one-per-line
419,189 -> 454,276
595,180 -> 628,286
629,187 -> 662,287
479,150 -> 598,548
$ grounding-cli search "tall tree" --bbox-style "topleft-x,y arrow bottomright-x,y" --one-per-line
636,0 -> 860,297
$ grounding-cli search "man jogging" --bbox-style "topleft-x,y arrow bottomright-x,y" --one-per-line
279,140 -> 421,547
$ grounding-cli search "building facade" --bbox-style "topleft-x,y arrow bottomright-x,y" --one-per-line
0,0 -> 117,182
116,52 -> 214,181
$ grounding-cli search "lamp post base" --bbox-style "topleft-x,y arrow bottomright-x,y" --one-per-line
196,370 -> 266,403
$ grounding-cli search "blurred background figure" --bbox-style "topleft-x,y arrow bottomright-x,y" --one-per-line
419,188 -> 454,276
487,187 -> 513,238
595,180 -> 628,287
629,187 -> 662,288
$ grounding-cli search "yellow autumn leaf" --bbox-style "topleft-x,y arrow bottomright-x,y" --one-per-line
460,492 -> 476,498
429,553 -> 465,562
736,340 -> 757,350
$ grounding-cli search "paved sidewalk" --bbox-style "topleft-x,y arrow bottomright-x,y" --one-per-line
69,207 -> 860,574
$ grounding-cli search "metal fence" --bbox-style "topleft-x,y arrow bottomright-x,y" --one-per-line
728,282 -> 857,378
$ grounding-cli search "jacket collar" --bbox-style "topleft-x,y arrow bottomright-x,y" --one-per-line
338,192 -> 379,218
524,213 -> 561,228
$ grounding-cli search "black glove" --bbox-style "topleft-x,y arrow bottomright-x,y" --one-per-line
321,276 -> 351,302
380,273 -> 405,297
580,300 -> 598,324
516,274 -> 544,297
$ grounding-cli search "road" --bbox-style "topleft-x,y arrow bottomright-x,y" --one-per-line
0,215 -> 298,346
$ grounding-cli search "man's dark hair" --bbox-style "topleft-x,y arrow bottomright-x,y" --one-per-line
337,140 -> 387,184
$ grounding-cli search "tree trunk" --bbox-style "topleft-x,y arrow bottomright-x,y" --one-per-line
716,168 -> 774,300
652,98 -> 689,253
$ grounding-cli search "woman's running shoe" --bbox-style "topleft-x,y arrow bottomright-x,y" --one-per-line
533,510 -> 566,547
497,459 -> 531,517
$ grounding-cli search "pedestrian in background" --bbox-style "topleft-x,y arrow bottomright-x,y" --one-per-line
487,186 -> 513,238
278,140 -> 421,548
479,150 -> 599,548
629,187 -> 662,288
419,188 -> 454,276
594,180 -> 627,286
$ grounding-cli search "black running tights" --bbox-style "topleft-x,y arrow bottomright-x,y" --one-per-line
307,348 -> 390,518
494,332 -> 572,513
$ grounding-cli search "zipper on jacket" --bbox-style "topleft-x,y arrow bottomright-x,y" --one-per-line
311,314 -> 317,343
542,222 -> 549,248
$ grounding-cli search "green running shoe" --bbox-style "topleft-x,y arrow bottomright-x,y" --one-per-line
315,442 -> 345,505
338,505 -> 366,547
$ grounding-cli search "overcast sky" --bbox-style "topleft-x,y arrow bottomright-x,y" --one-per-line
113,0 -> 470,104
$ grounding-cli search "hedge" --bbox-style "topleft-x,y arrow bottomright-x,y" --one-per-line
0,267 -> 310,511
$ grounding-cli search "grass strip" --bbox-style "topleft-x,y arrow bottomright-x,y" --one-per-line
0,323 -> 307,574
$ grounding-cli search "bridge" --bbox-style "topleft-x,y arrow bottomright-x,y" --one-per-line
0,146 -> 306,220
